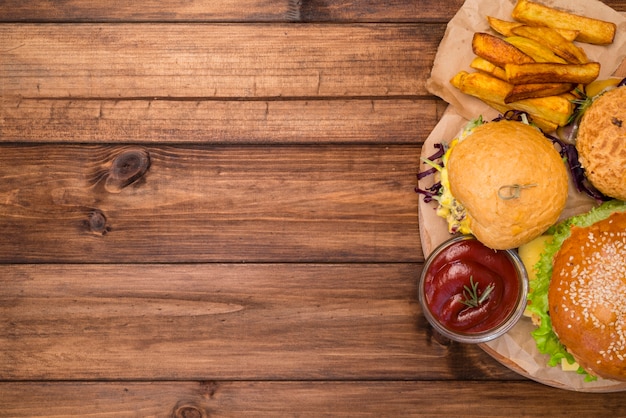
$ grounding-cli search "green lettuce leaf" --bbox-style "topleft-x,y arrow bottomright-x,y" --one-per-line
526,199 -> 626,380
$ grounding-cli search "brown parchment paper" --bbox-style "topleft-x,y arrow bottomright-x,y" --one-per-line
426,0 -> 626,123
419,0 -> 626,392
419,108 -> 626,392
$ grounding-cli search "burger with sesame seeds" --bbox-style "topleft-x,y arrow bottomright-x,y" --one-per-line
525,199 -> 626,382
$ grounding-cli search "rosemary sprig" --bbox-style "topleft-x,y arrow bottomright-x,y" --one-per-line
461,276 -> 495,308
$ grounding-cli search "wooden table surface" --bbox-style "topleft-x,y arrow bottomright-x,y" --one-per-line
1,0 -> 626,416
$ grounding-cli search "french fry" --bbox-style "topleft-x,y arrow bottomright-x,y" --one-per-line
510,95 -> 573,127
504,82 -> 574,103
487,16 -> 578,41
487,16 -> 523,37
519,114 -> 559,133
585,77 -> 622,98
483,99 -> 559,132
451,71 -> 574,127
505,62 -> 600,85
504,36 -> 567,64
451,71 -> 513,105
469,57 -> 507,80
450,1 -> 616,133
472,32 -> 534,68
512,0 -> 616,45
511,25 -> 588,64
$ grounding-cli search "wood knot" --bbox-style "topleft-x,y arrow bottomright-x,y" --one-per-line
173,404 -> 207,418
105,148 -> 150,193
88,210 -> 109,235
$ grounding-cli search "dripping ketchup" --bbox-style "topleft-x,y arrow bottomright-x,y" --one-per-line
422,237 -> 522,334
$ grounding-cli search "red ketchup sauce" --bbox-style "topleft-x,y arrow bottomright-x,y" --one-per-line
423,239 -> 521,333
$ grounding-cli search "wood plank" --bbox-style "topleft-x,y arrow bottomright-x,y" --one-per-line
0,0 -> 465,22
1,0 -> 624,22
0,0 -> 301,22
302,0 -> 626,20
301,0 -> 465,22
0,144 -> 422,263
1,381 -> 624,417
0,98 -> 439,144
0,23 -> 439,99
0,263 -> 520,380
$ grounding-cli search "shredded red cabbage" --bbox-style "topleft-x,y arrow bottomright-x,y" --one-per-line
415,106 -> 615,204
415,181 -> 442,203
544,133 -> 610,202
416,143 -> 444,203
417,143 -> 444,180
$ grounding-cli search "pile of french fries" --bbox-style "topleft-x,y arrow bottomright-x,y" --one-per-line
451,0 -> 617,132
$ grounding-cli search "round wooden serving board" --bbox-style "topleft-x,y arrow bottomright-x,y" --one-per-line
417,106 -> 626,392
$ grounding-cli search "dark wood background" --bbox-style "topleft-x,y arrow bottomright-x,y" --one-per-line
1,0 -> 626,415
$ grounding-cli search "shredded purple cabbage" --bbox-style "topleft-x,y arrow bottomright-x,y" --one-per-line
416,143 -> 445,202
415,105 -> 615,204
546,80 -> 626,202
415,182 -> 442,203
492,109 -> 528,123
544,132 -> 610,202
417,143 -> 444,180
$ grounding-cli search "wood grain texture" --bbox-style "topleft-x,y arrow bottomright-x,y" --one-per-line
1,24 -> 439,99
0,144 -> 421,263
0,98 -> 438,144
1,381 -> 624,417
3,0 -> 626,414
0,263 -> 520,380
0,0 -> 301,22
0,0 -> 464,22
1,0 -> 624,22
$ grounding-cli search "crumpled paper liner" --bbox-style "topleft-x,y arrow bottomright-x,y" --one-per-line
419,107 -> 626,392
418,0 -> 626,392
426,0 -> 626,123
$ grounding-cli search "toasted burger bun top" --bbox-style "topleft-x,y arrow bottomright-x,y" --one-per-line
548,211 -> 626,381
576,86 -> 626,200
447,120 -> 568,250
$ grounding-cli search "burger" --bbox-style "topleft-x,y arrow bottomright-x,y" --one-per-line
575,84 -> 626,201
525,200 -> 626,382
420,116 -> 569,250
520,81 -> 626,382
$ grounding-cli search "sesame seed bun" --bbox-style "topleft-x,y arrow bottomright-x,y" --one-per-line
446,120 -> 568,250
548,211 -> 626,381
576,86 -> 626,200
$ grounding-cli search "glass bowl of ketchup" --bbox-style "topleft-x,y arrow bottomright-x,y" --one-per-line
419,235 -> 528,343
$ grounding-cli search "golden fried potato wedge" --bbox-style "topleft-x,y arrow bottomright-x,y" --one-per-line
450,71 -> 513,104
519,114 -> 559,133
505,62 -> 600,85
487,16 -> 578,41
585,77 -> 622,97
549,28 -> 579,43
450,71 -> 573,127
512,0 -> 616,45
487,16 -> 523,37
472,32 -> 535,68
504,82 -> 574,103
504,36 -> 567,64
512,94 -> 574,127
483,100 -> 559,132
469,57 -> 507,80
511,25 -> 587,64
450,71 -> 469,90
